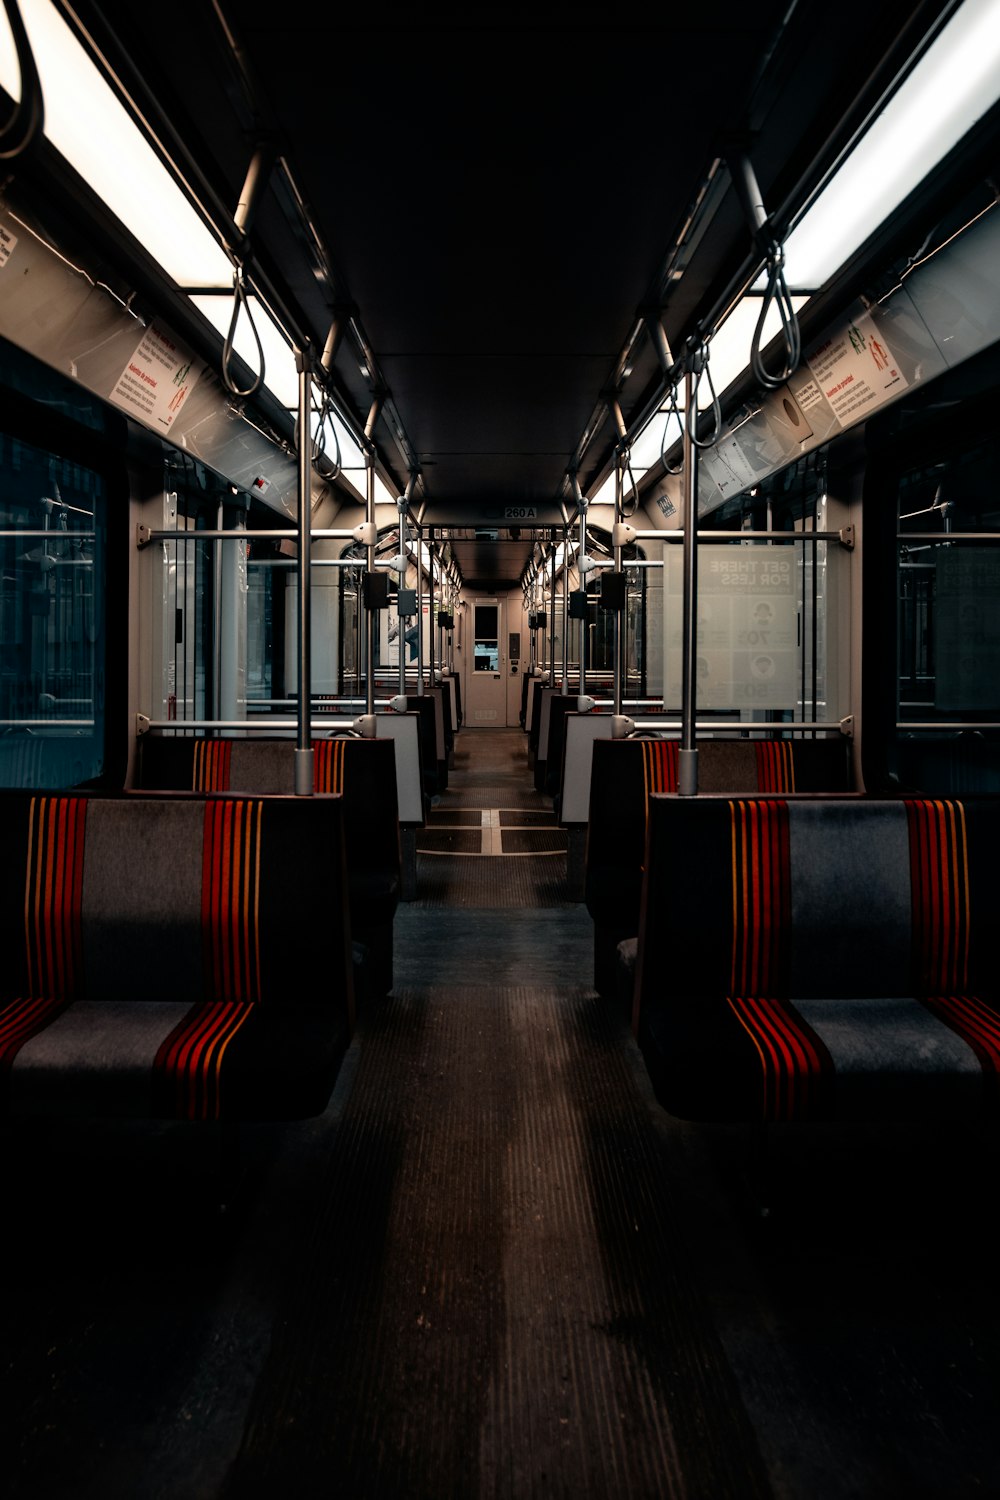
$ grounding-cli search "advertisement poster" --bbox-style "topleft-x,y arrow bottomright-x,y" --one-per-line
665,545 -> 798,709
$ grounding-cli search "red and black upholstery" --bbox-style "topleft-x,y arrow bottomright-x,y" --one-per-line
135,734 -> 401,996
633,795 -> 1000,1123
537,693 -> 574,798
585,735 -> 854,1000
0,793 -> 356,1122
402,696 -> 443,798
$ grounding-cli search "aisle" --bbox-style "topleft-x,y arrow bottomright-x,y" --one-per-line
409,724 -> 572,910
221,726 -> 771,1499
401,730 -> 583,964
8,731 -> 1000,1500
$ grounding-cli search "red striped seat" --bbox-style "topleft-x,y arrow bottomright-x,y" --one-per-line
0,793 -> 356,1122
633,795 -> 1000,1123
135,733 -> 401,997
585,735 -> 854,1004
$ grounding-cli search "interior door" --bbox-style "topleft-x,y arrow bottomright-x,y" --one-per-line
465,598 -> 507,726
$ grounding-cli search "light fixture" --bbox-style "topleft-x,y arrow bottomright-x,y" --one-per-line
777,0 -> 1000,291
0,0 -> 232,287
190,292 -> 297,405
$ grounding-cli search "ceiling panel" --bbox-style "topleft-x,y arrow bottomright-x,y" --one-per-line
59,0 -> 963,590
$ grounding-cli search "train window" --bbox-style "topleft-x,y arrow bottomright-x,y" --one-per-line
636,458 -> 841,726
561,527 -> 647,696
574,568 -> 646,696
158,479 -> 374,725
0,429 -> 107,786
473,603 -> 499,673
153,471 -> 238,725
893,424 -> 1000,792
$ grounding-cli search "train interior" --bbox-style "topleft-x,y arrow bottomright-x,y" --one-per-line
3,0 -> 1000,1495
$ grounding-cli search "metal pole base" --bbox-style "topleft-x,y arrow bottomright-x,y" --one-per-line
678,747 -> 699,796
294,747 -> 314,796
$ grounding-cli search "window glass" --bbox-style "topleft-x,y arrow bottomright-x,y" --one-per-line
894,428 -> 1000,791
0,431 -> 106,785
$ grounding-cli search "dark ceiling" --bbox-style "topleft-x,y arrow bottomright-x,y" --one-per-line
56,0 -> 961,586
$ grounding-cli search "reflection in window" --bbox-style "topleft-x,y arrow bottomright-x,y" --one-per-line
897,442 -> 1000,721
0,432 -> 105,787
895,431 -> 1000,792
474,602 -> 499,672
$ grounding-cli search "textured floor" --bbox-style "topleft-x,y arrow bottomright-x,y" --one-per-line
219,728 -> 771,1496
5,727 -> 1000,1498
221,983 -> 771,1499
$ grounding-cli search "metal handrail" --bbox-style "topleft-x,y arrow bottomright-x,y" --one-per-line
896,722 -> 1000,731
140,717 -> 359,733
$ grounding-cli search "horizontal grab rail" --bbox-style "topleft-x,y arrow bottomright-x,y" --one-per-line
896,722 -> 1000,731
140,718 -> 360,733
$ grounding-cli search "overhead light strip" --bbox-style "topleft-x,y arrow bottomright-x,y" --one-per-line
778,0 -> 1000,291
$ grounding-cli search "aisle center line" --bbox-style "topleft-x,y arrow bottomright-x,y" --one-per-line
482,808 -> 502,855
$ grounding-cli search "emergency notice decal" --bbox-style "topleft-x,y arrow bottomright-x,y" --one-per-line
110,324 -> 201,431
0,221 -> 17,267
801,307 -> 908,427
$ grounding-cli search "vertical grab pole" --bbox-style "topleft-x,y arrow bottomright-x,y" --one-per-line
397,489 -> 409,698
365,449 -> 376,722
607,397 -> 629,736
294,347 -> 313,794
415,525 -> 425,695
679,363 -> 699,795
577,487 -> 588,706
427,529 -> 436,682
528,575 -> 536,674
549,534 -> 556,681
561,525 -> 570,693
451,581 -> 457,673
361,394 -> 382,734
448,578 -> 456,674
212,494 -> 223,724
613,451 -> 623,721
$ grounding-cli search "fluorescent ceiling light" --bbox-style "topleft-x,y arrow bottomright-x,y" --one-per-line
1,2 -> 396,508
551,540 -> 579,569
190,292 -> 297,406
315,410 -> 394,508
708,294 -> 810,394
0,0 -> 231,286
192,295 -> 398,503
327,411 -> 367,475
595,292 -> 811,500
372,474 -> 395,507
778,0 -> 1000,290
406,540 -> 440,576
179,318 -> 396,506
590,473 -> 615,506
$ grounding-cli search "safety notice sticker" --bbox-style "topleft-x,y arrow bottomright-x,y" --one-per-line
111,324 -> 201,431
802,307 -> 908,427
0,222 -> 17,268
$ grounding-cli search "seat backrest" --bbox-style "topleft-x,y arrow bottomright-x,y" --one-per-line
636,794 -> 999,1009
135,734 -> 400,882
375,711 -> 425,824
560,712 -> 612,824
586,734 -> 856,919
404,696 -> 442,795
544,695 -> 575,799
0,791 -> 355,1011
